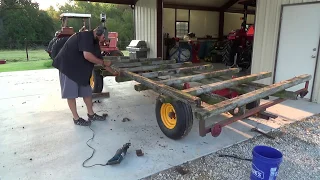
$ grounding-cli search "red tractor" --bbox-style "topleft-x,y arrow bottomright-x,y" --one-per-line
222,0 -> 256,71
46,13 -> 123,60
45,13 -> 123,93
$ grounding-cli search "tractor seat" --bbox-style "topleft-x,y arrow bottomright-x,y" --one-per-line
60,27 -> 75,35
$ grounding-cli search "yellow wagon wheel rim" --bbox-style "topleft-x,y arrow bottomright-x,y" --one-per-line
160,103 -> 177,129
90,74 -> 94,89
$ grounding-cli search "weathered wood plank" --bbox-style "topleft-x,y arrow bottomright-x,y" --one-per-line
103,56 -> 163,62
119,70 -> 202,106
102,56 -> 130,61
200,78 -> 298,100
121,62 -> 192,72
134,68 -> 240,90
161,68 -> 240,86
157,82 -> 227,104
96,58 -> 162,69
113,59 -> 176,68
194,74 -> 311,120
182,72 -> 272,96
140,64 -> 214,78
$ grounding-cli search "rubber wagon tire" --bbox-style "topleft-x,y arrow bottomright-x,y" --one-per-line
51,36 -> 70,59
90,70 -> 104,93
155,99 -> 193,140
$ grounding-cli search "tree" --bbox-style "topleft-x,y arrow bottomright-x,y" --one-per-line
0,0 -> 55,49
0,0 -> 134,50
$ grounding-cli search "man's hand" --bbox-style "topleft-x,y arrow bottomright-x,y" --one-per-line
104,65 -> 119,76
103,60 -> 112,67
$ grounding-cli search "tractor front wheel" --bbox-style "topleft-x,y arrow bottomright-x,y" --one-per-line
155,99 -> 193,140
90,70 -> 104,93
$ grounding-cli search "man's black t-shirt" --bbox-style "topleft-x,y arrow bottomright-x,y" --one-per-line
52,31 -> 102,86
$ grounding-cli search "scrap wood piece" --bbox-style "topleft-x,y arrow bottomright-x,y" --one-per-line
194,74 -> 311,120
182,72 -> 272,96
136,149 -> 144,156
119,70 -> 202,106
140,64 -> 214,78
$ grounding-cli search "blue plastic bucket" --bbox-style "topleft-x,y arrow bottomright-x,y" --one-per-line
250,145 -> 283,180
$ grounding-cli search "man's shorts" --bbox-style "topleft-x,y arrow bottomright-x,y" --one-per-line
59,72 -> 92,99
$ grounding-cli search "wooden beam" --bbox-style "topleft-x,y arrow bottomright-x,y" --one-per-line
194,74 -> 311,120
134,68 -> 240,90
164,3 -> 220,11
159,68 -> 240,86
200,78 -> 299,100
227,8 -> 255,14
75,0 -> 136,5
113,59 -> 176,68
117,62 -> 192,73
221,0 -> 240,10
182,72 -> 272,96
118,70 -> 202,106
140,64 -> 214,78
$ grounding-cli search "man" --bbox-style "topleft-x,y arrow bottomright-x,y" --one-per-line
52,26 -> 117,126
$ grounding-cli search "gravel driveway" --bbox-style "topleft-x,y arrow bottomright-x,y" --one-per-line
142,114 -> 320,180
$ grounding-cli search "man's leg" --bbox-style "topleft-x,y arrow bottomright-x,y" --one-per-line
79,85 -> 106,121
83,96 -> 94,116
67,99 -> 80,120
59,71 -> 91,126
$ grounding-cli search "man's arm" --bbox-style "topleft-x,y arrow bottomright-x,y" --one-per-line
83,51 -> 117,75
83,51 -> 105,65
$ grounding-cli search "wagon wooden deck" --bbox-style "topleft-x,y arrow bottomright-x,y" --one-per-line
93,57 -> 311,139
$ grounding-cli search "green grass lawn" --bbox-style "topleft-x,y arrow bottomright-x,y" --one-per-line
0,49 -> 129,72
1,49 -> 51,62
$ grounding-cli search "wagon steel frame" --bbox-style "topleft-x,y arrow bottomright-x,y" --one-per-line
94,56 -> 311,139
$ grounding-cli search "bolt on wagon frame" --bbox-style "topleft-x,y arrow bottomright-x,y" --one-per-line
94,56 -> 311,140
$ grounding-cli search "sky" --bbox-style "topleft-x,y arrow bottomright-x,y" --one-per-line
32,0 -> 70,10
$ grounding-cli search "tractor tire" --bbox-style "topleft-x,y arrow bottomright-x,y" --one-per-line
90,70 -> 104,93
155,99 -> 193,140
51,36 -> 70,59
110,50 -> 124,56
222,40 -> 237,67
246,99 -> 260,109
238,43 -> 253,70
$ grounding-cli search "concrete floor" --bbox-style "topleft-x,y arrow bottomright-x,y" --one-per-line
0,67 -> 319,180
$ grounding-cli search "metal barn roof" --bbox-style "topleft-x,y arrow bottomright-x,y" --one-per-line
75,0 -> 256,12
